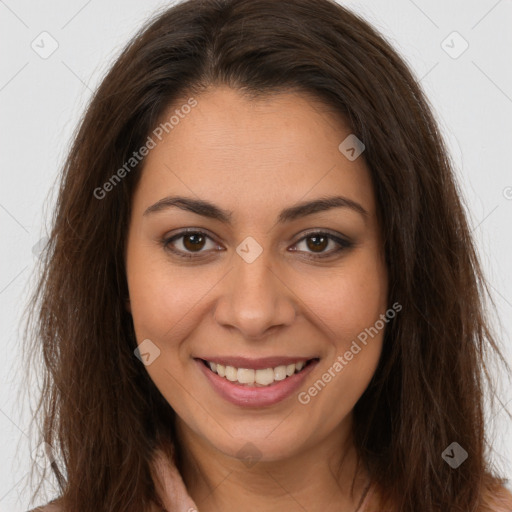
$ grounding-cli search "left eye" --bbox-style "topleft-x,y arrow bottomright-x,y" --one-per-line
292,232 -> 351,257
162,230 -> 352,259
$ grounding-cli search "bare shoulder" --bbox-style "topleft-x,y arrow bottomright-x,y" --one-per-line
482,483 -> 512,512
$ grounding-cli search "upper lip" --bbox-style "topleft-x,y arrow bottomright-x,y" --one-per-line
196,356 -> 318,370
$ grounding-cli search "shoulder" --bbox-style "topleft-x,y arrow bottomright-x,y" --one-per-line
27,499 -> 163,512
481,483 -> 512,512
367,481 -> 512,511
27,502 -> 63,512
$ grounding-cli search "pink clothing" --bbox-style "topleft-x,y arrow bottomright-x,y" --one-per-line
152,446 -> 375,512
32,449 -> 512,511
156,456 -> 512,512
154,451 -> 199,512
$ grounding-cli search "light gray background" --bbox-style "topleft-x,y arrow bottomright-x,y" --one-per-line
1,0 -> 511,510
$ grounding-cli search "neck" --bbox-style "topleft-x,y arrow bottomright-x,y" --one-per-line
175,415 -> 372,512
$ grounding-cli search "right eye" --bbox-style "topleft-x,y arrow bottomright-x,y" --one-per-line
162,229 -> 223,259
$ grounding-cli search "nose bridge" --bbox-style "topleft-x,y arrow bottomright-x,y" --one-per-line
213,241 -> 296,338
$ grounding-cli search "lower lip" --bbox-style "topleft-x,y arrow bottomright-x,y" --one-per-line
195,358 -> 319,408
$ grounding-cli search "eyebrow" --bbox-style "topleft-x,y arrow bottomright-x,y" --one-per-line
143,195 -> 368,224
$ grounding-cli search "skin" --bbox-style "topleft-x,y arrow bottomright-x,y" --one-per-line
125,86 -> 388,512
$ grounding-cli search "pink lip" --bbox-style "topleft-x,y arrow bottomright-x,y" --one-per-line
195,358 -> 319,408
196,355 -> 315,370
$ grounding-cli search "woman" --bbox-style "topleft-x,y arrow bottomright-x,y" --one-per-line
24,0 -> 512,510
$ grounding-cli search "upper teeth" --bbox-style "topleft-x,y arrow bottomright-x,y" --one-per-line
207,360 -> 307,386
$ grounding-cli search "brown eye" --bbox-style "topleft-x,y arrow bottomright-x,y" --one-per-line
162,230 -> 220,258
182,233 -> 206,252
305,234 -> 329,253
163,230 -> 352,261
292,231 -> 353,259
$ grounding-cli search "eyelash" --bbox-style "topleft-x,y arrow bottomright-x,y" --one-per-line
161,229 -> 353,260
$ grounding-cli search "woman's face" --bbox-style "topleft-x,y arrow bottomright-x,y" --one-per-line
125,86 -> 388,462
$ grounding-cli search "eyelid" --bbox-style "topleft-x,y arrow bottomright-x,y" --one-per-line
290,229 -> 353,259
162,228 -> 222,257
161,228 -> 353,259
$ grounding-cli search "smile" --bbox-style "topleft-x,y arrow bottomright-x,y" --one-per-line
195,356 -> 320,407
201,358 -> 317,387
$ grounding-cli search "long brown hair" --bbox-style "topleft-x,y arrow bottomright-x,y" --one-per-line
22,0 -> 511,510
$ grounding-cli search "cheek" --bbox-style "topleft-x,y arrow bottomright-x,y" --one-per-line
127,265 -> 171,338
125,250 -> 199,403
126,242 -> 203,343
300,251 -> 388,347
300,250 -> 387,416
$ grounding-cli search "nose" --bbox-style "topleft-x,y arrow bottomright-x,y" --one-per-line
213,247 -> 297,340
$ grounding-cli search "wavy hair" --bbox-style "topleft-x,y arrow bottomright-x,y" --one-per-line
22,0 -> 511,510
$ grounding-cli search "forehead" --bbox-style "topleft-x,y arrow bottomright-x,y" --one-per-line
132,86 -> 376,222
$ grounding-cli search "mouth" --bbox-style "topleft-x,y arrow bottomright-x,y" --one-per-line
195,356 -> 320,407
198,357 -> 320,387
